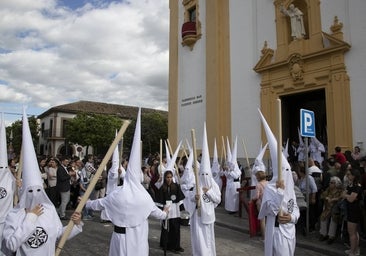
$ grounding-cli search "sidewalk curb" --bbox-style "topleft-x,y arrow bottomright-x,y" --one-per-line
214,217 -> 347,256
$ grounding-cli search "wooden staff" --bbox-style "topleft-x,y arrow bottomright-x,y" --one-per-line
185,138 -> 191,150
166,139 -> 181,184
221,136 -> 226,165
182,144 -> 188,159
190,129 -> 201,216
219,138 -> 224,166
277,99 -> 282,181
159,139 -> 163,176
55,120 -> 131,256
176,143 -> 185,167
184,139 -> 191,159
277,99 -> 283,216
13,147 -> 23,205
241,138 -> 250,169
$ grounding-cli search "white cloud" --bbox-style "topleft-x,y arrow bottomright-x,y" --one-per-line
0,0 -> 169,123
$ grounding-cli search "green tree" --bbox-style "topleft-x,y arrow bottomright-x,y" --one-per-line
123,112 -> 168,157
141,112 -> 168,156
6,116 -> 39,158
65,113 -> 123,155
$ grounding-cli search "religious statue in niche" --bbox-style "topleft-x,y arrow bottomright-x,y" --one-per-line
280,4 -> 306,40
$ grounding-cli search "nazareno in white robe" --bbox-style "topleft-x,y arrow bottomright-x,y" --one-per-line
86,108 -> 167,256
86,190 -> 166,256
0,169 -> 15,254
1,186 -> 82,256
224,167 -> 241,212
189,181 -> 221,256
258,183 -> 300,256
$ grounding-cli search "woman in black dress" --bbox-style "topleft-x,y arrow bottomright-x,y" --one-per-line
343,168 -> 363,256
157,170 -> 185,253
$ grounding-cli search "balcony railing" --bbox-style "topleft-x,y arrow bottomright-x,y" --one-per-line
181,21 -> 197,49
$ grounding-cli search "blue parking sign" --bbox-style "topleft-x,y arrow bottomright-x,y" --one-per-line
300,109 -> 315,137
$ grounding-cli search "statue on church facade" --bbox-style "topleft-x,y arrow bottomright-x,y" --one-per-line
280,4 -> 306,40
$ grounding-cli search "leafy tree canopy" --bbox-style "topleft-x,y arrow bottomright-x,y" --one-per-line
6,116 -> 39,158
120,111 -> 168,157
65,112 -> 123,155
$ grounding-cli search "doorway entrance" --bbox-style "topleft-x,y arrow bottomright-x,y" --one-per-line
281,89 -> 327,149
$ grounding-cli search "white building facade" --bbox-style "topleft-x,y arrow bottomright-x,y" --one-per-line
168,0 -> 366,162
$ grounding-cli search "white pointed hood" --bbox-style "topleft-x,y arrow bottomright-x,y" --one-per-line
199,123 -> 212,188
226,137 -> 232,164
164,141 -> 171,164
250,143 -> 267,199
198,123 -> 221,224
19,108 -> 52,209
211,139 -> 221,179
258,109 -> 298,256
180,144 -> 194,187
0,112 -> 15,223
106,130 -> 120,194
212,139 -> 219,164
258,109 -> 293,187
0,112 -> 8,169
103,108 -> 155,227
161,140 -> 181,184
124,108 -> 143,185
165,141 -> 182,172
252,143 -> 268,175
231,137 -> 240,172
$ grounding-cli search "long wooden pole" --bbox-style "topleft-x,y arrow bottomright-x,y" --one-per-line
176,144 -> 185,167
159,139 -> 163,176
277,99 -> 283,217
13,146 -> 23,205
277,99 -> 282,182
55,120 -> 131,256
241,138 -> 250,169
182,144 -> 188,159
190,129 -> 201,216
221,136 -> 226,165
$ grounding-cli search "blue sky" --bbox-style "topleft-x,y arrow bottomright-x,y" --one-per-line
0,0 -> 169,125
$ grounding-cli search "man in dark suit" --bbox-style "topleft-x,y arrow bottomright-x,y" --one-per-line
56,156 -> 71,220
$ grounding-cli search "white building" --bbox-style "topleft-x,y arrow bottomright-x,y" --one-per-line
168,0 -> 366,163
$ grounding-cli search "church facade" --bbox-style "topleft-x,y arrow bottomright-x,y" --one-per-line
168,0 -> 366,160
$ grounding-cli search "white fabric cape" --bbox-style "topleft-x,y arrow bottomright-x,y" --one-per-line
2,203 -> 81,256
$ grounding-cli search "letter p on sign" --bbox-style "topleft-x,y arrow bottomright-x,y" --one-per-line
300,109 -> 315,137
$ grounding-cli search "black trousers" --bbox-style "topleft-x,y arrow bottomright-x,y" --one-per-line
160,217 -> 181,250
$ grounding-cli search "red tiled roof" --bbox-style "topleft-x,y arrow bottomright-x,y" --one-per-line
37,100 -> 167,119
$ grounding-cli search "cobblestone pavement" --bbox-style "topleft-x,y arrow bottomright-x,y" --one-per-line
58,210 -> 337,256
